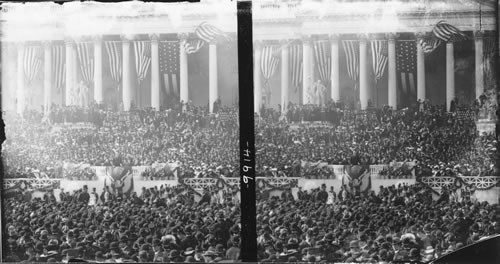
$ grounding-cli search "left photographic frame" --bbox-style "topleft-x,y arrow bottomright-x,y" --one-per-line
1,1 -> 241,263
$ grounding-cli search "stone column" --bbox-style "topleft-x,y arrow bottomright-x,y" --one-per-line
280,40 -> 290,113
150,34 -> 160,110
302,36 -> 312,104
359,35 -> 369,110
254,41 -> 263,113
209,41 -> 218,113
416,33 -> 426,102
121,35 -> 132,111
16,43 -> 25,114
474,31 -> 484,99
386,33 -> 397,109
65,39 -> 74,106
93,36 -> 103,104
330,34 -> 340,102
446,42 -> 455,111
43,41 -> 52,113
179,34 -> 189,108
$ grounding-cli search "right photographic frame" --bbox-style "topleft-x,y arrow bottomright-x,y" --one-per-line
253,0 -> 499,263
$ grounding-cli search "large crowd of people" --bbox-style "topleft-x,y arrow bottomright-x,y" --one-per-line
256,183 -> 500,263
3,102 -> 239,179
256,96 -> 498,178
3,185 -> 241,263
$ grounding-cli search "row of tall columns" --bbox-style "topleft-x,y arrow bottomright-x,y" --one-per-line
12,34 -> 219,114
10,31 -> 486,114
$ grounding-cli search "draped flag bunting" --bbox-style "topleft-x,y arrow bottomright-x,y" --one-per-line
432,21 -> 468,43
194,21 -> 231,43
133,41 -> 152,82
159,41 -> 180,96
261,45 -> 280,80
419,21 -> 466,55
76,42 -> 94,85
396,40 -> 417,105
418,36 -> 442,54
313,41 -> 331,85
370,40 -> 388,81
105,41 -> 122,86
23,46 -> 43,86
182,39 -> 204,54
290,44 -> 303,93
52,45 -> 65,94
342,40 -> 359,89
261,45 -> 280,106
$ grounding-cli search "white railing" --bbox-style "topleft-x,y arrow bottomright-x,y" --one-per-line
420,176 -> 500,189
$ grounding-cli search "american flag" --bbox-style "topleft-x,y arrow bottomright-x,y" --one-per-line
159,41 -> 180,96
76,42 -> 94,85
195,22 -> 231,43
133,41 -> 151,82
289,44 -> 303,93
313,40 -> 331,85
105,41 -> 122,86
52,45 -> 65,94
182,39 -> 204,54
261,45 -> 280,80
370,40 -> 388,81
396,40 -> 417,105
23,45 -> 42,86
432,21 -> 468,43
342,40 -> 359,88
261,45 -> 280,106
418,35 -> 442,54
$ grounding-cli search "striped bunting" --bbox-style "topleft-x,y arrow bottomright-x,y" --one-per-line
52,45 -> 65,94
260,45 -> 280,80
105,41 -> 122,85
418,36 -> 442,54
370,40 -> 388,80
195,22 -> 231,43
23,45 -> 43,85
432,21 -> 468,43
133,41 -> 151,82
289,44 -> 303,93
76,42 -> 94,85
342,40 -> 359,84
313,41 -> 331,84
182,39 -> 204,54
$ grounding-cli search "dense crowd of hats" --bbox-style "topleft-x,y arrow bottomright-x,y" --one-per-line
3,185 -> 241,263
256,100 -> 497,177
256,183 -> 499,262
3,102 -> 239,179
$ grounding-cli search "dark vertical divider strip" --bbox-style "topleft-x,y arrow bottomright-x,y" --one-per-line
237,0 -> 257,262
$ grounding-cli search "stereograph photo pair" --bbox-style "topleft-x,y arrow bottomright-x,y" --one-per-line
1,0 -> 499,263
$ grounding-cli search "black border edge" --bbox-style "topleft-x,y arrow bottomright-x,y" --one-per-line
237,0 -> 256,262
